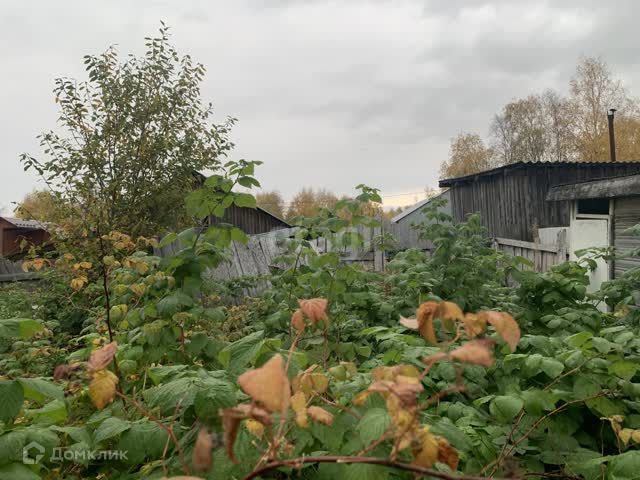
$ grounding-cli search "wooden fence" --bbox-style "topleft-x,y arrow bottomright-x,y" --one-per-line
0,258 -> 39,282
491,228 -> 569,272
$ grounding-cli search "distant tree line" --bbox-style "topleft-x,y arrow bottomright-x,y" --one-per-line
440,56 -> 640,179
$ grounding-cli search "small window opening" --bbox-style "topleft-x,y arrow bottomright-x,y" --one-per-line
577,198 -> 609,215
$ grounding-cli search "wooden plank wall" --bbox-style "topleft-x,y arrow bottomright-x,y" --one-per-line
208,205 -> 289,235
492,229 -> 569,273
448,163 -> 640,242
0,257 -> 39,282
613,197 -> 640,278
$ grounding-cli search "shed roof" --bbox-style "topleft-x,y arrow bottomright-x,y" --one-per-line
546,172 -> 640,201
0,216 -> 47,230
439,160 -> 640,187
390,190 -> 448,223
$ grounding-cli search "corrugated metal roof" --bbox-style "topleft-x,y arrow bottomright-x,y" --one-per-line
439,160 -> 640,187
1,216 -> 47,230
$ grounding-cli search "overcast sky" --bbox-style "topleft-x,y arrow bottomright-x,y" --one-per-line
2,0 -> 639,213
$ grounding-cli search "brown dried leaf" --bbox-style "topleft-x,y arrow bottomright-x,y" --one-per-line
89,369 -> 119,410
238,354 -> 291,413
307,406 -> 334,425
436,436 -> 459,470
298,298 -> 329,326
399,316 -> 419,330
449,339 -> 496,367
53,363 -> 80,380
291,391 -> 308,428
222,404 -> 272,463
192,428 -> 213,472
463,313 -> 487,338
291,309 -> 305,332
390,381 -> 424,407
480,311 -> 521,352
87,341 -> 118,372
417,302 -> 439,344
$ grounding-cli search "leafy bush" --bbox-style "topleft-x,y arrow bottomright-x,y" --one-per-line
2,178 -> 640,480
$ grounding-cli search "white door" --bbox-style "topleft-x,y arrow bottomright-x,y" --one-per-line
570,218 -> 609,292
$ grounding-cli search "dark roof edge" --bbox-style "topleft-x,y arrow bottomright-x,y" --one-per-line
546,172 -> 640,201
438,160 -> 640,187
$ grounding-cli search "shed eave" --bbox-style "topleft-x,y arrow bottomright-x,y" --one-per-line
546,173 -> 640,201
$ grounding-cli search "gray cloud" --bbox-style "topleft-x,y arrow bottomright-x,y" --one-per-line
2,0 -> 640,213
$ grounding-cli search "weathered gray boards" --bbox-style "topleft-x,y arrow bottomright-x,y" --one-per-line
440,161 -> 640,242
547,172 -> 640,278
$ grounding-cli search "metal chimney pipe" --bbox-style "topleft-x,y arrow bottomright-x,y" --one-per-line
608,108 -> 617,162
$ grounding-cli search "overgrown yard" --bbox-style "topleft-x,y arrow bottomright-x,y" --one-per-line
2,185 -> 640,480
2,24 -> 640,480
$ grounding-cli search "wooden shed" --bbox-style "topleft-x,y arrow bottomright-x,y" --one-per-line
207,205 -> 290,235
547,173 -> 640,279
439,161 -> 640,242
0,216 -> 49,258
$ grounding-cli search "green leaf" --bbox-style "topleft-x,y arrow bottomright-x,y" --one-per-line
0,463 -> 41,480
194,377 -> 237,419
118,420 -> 168,465
158,232 -> 178,248
218,331 -> 265,372
522,389 -> 557,416
18,378 -> 64,403
609,361 -> 639,381
233,193 -> 256,209
540,358 -> 564,378
0,380 -> 24,423
94,417 -> 132,444
24,399 -> 67,425
143,377 -> 199,414
490,396 -> 523,422
0,318 -> 44,340
357,408 -> 390,446
0,431 -> 27,466
608,451 -> 640,480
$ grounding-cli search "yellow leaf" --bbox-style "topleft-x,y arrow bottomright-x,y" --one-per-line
245,419 -> 264,438
237,354 -> 290,413
437,301 -> 464,330
79,261 -> 92,269
130,283 -> 146,297
463,313 -> 487,338
70,276 -> 88,291
479,311 -> 521,352
412,427 -> 439,468
291,391 -> 308,428
307,406 -> 333,425
619,428 -> 634,445
89,369 -> 119,410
